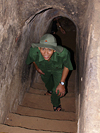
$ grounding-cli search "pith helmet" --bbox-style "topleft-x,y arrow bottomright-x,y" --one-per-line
31,34 -> 63,53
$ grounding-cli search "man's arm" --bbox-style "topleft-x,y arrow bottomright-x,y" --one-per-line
56,66 -> 69,97
33,62 -> 45,75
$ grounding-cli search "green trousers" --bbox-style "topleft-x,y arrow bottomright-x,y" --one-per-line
41,70 -> 66,107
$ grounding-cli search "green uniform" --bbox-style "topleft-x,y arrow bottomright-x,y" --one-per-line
26,46 -> 73,107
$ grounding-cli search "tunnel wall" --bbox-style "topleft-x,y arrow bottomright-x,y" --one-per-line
77,0 -> 100,132
0,0 -> 36,122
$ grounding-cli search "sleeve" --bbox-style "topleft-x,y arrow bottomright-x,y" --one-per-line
63,49 -> 73,70
26,47 -> 36,65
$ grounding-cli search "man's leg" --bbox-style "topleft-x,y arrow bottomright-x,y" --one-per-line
51,71 -> 66,110
41,73 -> 54,93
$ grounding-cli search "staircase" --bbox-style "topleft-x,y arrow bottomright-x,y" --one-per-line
0,70 -> 77,133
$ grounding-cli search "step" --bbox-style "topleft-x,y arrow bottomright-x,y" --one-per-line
31,82 -> 47,90
33,80 -> 75,88
31,73 -> 75,91
29,88 -> 75,97
16,105 -> 76,121
31,82 -> 75,93
33,70 -> 75,84
4,113 -> 77,132
0,124 -> 57,133
21,93 -> 76,112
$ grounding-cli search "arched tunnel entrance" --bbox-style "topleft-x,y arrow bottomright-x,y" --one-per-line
1,1 -> 100,132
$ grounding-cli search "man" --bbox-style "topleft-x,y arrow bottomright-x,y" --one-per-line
26,34 -> 73,111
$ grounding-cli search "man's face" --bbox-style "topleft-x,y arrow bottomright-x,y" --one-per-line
39,47 -> 55,61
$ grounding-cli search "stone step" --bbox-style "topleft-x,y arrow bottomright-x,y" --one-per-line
33,70 -> 75,84
32,71 -> 75,90
31,82 -> 75,93
33,80 -> 75,88
4,113 -> 77,133
21,93 -> 76,112
29,88 -> 75,97
16,105 -> 76,121
0,124 -> 58,133
31,82 -> 47,90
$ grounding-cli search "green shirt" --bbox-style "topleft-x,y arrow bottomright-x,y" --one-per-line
26,47 -> 73,73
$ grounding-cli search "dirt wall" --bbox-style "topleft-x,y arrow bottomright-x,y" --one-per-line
77,0 -> 100,132
0,0 -> 79,123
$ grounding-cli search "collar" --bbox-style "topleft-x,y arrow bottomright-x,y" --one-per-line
50,52 -> 57,62
38,51 -> 45,62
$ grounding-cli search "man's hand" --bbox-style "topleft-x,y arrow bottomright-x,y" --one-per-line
36,68 -> 45,75
56,84 -> 65,97
56,67 -> 69,97
33,62 -> 45,75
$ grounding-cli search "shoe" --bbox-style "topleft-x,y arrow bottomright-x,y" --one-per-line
44,90 -> 52,95
53,105 -> 62,111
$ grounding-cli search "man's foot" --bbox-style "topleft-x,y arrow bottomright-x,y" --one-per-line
53,105 -> 62,111
44,90 -> 52,95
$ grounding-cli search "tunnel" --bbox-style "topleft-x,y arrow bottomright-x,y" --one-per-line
0,0 -> 100,132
